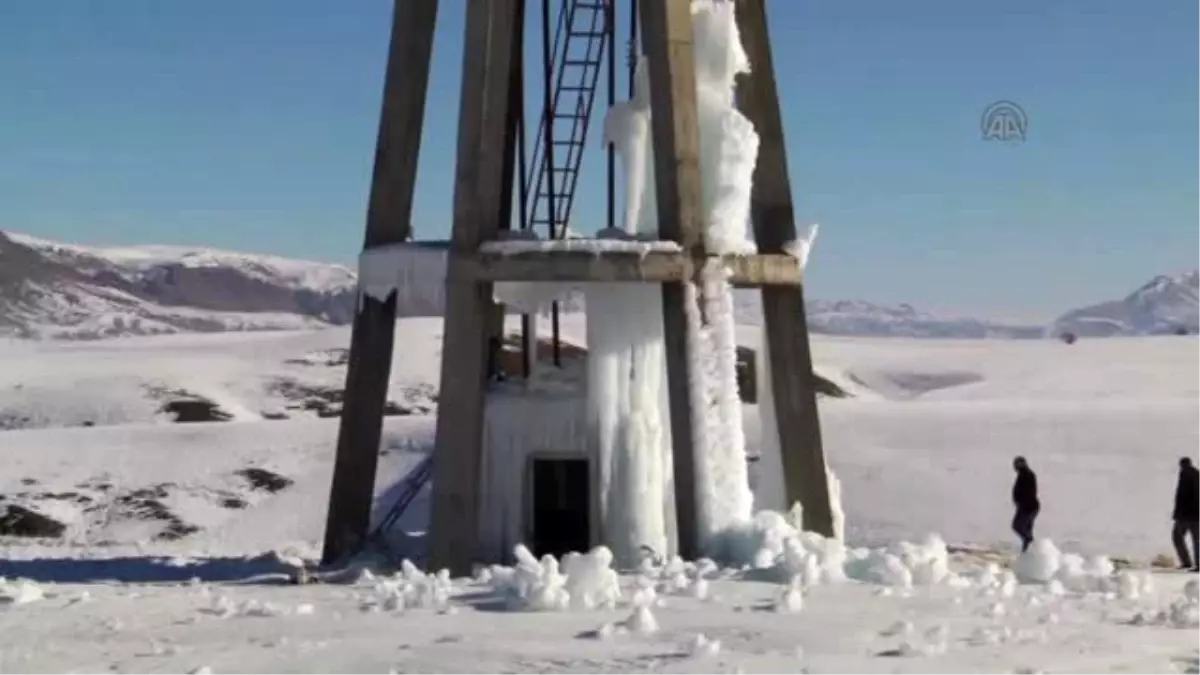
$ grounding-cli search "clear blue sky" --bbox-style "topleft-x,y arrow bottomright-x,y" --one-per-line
1,1 -> 1196,319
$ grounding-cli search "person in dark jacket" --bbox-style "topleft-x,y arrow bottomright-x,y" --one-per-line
1171,457 -> 1199,571
1011,456 -> 1040,553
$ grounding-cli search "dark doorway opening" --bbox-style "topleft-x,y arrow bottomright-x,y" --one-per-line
528,457 -> 590,559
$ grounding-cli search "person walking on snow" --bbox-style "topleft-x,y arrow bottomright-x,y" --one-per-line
1171,457 -> 1199,571
1011,456 -> 1040,553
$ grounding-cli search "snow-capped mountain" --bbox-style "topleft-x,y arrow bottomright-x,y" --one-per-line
1049,270 -> 1200,338
1,230 -> 359,340
804,299 -> 1043,339
0,229 -> 1042,340
730,293 -> 1042,339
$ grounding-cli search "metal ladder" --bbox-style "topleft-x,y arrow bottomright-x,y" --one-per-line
524,0 -> 611,237
369,455 -> 433,545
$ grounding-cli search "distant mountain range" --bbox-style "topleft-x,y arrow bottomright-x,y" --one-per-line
0,230 -> 357,340
1048,270 -> 1199,338
1,230 -> 1195,341
732,294 -> 1046,339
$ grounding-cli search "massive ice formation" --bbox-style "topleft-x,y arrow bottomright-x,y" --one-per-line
593,0 -> 777,563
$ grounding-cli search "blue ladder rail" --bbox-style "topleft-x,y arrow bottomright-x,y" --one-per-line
371,455 -> 434,542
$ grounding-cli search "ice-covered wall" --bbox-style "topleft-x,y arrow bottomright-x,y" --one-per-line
357,240 -> 590,317
357,243 -> 450,316
478,392 -> 592,562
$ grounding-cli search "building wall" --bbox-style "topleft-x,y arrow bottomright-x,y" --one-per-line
477,391 -> 595,563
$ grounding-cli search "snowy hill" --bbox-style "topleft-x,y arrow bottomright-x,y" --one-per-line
0,230 -> 358,340
732,294 -> 1044,339
3,230 -> 1051,341
1049,270 -> 1200,338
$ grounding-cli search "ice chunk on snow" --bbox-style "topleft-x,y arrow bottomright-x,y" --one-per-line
495,545 -> 570,611
1169,597 -> 1199,629
358,560 -> 454,613
774,576 -> 805,613
1015,539 -> 1062,583
623,605 -> 659,634
1115,571 -> 1142,600
1083,555 -> 1114,579
690,633 -> 723,658
562,547 -> 622,610
849,550 -> 914,588
490,545 -> 622,612
0,579 -> 44,605
887,534 -> 950,585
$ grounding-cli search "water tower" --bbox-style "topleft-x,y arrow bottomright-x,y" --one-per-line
321,0 -> 833,575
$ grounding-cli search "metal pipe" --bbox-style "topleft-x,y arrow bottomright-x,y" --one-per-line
542,0 -> 562,368
628,0 -> 638,98
516,0 -> 534,380
605,0 -> 616,233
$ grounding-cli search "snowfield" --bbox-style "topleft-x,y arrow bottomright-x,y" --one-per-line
0,318 -> 1197,672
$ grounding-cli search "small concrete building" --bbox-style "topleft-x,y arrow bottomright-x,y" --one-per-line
365,241 -> 769,563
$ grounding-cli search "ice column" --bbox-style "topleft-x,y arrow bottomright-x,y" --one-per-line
585,285 -> 672,566
680,0 -> 760,557
590,0 -> 827,564
589,45 -> 674,568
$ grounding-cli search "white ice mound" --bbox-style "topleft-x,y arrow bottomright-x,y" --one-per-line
732,510 -> 959,589
889,534 -> 951,586
0,578 -> 44,606
562,548 -> 622,610
489,545 -> 622,612
1015,539 -> 1127,594
358,559 -> 454,613
1015,539 -> 1062,583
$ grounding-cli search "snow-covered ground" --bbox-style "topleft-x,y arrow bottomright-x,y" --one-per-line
0,319 -> 1197,672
